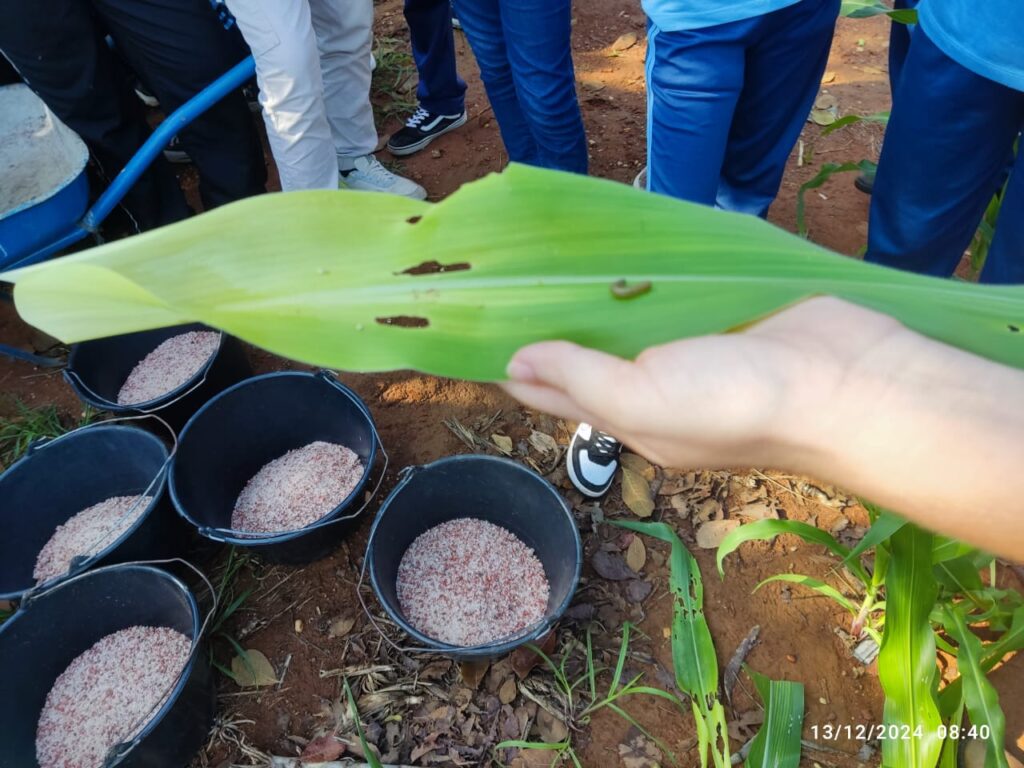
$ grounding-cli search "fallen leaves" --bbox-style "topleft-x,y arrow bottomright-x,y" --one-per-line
618,730 -> 662,768
528,430 -> 558,456
459,659 -> 490,689
619,453 -> 655,480
511,630 -> 557,679
625,536 -> 646,571
498,677 -> 518,705
591,549 -> 639,581
535,708 -> 568,743
621,467 -> 655,517
695,519 -> 741,549
328,616 -> 355,638
612,31 -> 638,51
299,734 -> 344,762
491,433 -> 514,455
231,649 -> 277,687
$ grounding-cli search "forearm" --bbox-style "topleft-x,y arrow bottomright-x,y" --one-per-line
786,330 -> 1024,560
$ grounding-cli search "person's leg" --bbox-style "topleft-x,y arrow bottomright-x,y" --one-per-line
865,29 -> 1024,277
307,0 -> 377,163
92,0 -> 266,208
0,0 -> 188,228
716,0 -> 840,217
404,0 -> 466,115
499,0 -> 587,173
980,146 -> 1024,284
451,0 -> 539,165
645,20 -> 745,203
887,0 -> 917,95
225,0 -> 339,191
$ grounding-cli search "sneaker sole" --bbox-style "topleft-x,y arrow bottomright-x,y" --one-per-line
163,150 -> 192,165
386,112 -> 468,157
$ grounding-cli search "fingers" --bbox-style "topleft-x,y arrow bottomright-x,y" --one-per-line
498,380 -> 599,426
506,341 -> 642,410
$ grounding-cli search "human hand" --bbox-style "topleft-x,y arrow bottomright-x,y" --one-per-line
501,296 -> 913,472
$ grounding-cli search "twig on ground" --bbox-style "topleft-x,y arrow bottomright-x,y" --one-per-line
723,625 -> 760,707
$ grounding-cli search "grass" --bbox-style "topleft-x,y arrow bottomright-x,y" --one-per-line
371,36 -> 419,125
0,398 -> 98,469
207,547 -> 258,684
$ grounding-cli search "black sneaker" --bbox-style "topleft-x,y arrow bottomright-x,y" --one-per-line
854,165 -> 876,195
567,424 -> 623,498
387,106 -> 467,157
162,135 -> 191,164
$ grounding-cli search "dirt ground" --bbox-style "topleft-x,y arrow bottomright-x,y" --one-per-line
2,0 -> 1022,766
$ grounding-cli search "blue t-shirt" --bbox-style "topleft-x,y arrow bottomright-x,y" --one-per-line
642,0 -> 801,32
918,0 -> 1024,92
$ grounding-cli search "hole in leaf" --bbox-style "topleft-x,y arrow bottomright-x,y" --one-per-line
400,260 -> 471,275
1009,324 -> 1020,333
406,215 -> 422,225
376,316 -> 430,328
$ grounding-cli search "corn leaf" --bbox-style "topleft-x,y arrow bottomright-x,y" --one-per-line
843,509 -> 905,567
716,519 -> 866,583
5,165 -> 1024,382
878,524 -> 943,768
745,670 -> 804,768
940,606 -> 1009,768
754,573 -> 858,615
611,519 -> 730,768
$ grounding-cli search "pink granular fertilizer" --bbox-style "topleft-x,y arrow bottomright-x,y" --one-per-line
397,518 -> 550,647
116,331 -> 220,405
36,626 -> 191,768
231,441 -> 364,533
34,495 -> 152,583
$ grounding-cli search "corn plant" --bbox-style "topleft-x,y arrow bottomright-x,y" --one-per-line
718,509 -> 1024,768
5,166 -> 1024,382
745,669 -> 804,768
495,623 -> 684,767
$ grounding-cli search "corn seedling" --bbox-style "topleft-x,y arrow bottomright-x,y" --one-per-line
612,519 -> 730,768
718,508 -> 1024,768
841,0 -> 917,23
744,669 -> 804,768
344,678 -> 385,768
496,623 -> 684,767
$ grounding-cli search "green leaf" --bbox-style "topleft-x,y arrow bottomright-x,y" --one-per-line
6,165 -> 1024,382
940,607 -> 1009,768
345,678 -> 384,768
877,524 -> 943,768
841,0 -> 917,22
796,161 -> 874,238
821,111 -> 890,136
932,537 -> 976,564
754,573 -> 859,615
745,670 -> 805,768
844,509 -> 905,567
716,519 -> 866,583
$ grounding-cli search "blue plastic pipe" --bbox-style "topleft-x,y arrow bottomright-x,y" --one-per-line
80,55 -> 257,233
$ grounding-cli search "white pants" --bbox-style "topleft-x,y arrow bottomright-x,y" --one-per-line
225,0 -> 378,191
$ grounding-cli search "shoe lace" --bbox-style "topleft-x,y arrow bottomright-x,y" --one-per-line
353,156 -> 395,185
406,106 -> 430,128
591,431 -> 620,460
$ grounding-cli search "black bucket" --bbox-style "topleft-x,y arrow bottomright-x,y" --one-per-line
170,370 -> 380,564
0,424 -> 182,601
0,564 -> 214,768
65,323 -> 251,431
366,455 -> 582,660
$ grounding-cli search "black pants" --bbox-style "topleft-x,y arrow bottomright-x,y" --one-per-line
0,0 -> 266,230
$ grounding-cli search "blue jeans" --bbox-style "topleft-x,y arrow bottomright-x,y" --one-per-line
451,0 -> 587,173
866,28 -> 1024,283
646,0 -> 840,216
404,0 -> 465,115
887,0 -> 917,94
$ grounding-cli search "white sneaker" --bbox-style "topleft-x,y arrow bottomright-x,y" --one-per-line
633,166 -> 647,190
338,155 -> 427,200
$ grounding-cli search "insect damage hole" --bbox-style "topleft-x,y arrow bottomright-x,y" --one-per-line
400,260 -> 471,275
406,215 -> 422,224
1008,324 -> 1020,333
376,316 -> 430,328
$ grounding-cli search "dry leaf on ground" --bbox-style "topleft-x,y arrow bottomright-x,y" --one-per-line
328,616 -> 355,638
592,549 -> 639,581
231,649 -> 277,687
498,677 -> 518,705
625,536 -> 646,571
528,430 -> 558,455
300,734 -> 344,762
491,433 -> 514,454
621,467 -> 655,517
695,519 -> 741,549
511,630 -> 557,679
459,660 -> 490,689
535,708 -> 568,743
620,453 -> 654,480
612,31 -> 638,50
625,579 -> 653,603
618,730 -> 662,768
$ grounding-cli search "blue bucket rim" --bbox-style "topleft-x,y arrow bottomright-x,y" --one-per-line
366,453 -> 583,656
169,370 -> 378,547
65,325 -> 227,413
0,424 -> 170,602
0,562 -> 202,757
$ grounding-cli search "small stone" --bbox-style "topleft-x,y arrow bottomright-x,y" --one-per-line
294,619 -> 304,634
786,654 -> 797,663
818,697 -> 828,705
430,149 -> 443,159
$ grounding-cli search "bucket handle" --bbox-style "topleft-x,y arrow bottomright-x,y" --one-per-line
20,414 -> 179,599
63,331 -> 222,414
196,371 -> 390,542
353,467 -> 556,656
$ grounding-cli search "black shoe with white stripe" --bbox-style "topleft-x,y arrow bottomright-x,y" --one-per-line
567,424 -> 623,498
387,106 -> 467,157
